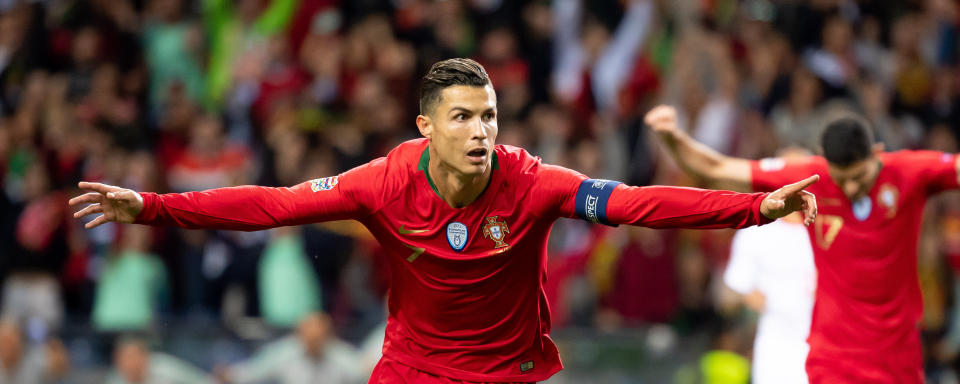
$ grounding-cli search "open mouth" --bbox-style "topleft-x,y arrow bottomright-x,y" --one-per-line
466,148 -> 488,163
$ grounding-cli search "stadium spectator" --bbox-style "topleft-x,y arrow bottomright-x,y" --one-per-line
258,226 -> 322,328
216,312 -> 363,384
0,319 -> 70,383
92,225 -> 168,332
106,336 -> 213,384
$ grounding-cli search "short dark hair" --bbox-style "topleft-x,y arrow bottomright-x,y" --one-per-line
820,117 -> 875,167
419,58 -> 491,115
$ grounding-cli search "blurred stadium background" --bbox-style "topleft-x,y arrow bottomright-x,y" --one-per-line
1,0 -> 960,382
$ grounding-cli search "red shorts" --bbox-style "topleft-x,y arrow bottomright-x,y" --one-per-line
805,348 -> 922,384
368,358 -> 536,384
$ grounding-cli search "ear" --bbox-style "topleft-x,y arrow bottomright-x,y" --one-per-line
872,142 -> 885,154
416,114 -> 432,139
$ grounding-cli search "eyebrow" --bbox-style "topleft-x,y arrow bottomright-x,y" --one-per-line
447,106 -> 495,115
840,170 -> 866,180
448,107 -> 473,115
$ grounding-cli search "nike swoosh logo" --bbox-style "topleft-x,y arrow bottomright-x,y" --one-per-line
398,225 -> 429,235
404,244 -> 425,262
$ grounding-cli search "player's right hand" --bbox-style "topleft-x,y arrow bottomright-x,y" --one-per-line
761,175 -> 819,225
644,105 -> 680,136
69,181 -> 143,229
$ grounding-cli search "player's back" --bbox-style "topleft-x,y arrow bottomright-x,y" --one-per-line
356,139 -> 575,382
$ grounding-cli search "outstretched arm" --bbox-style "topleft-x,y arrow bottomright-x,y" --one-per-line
70,181 -> 362,231
645,105 -> 753,191
602,175 -> 818,229
70,160 -> 389,231
533,163 -> 818,229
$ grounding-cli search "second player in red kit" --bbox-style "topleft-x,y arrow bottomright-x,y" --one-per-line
648,104 -> 959,383
71,60 -> 818,383
750,150 -> 956,383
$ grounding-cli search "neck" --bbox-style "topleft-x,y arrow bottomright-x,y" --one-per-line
428,147 -> 492,208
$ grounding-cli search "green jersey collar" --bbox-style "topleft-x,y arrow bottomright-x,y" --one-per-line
417,146 -> 499,199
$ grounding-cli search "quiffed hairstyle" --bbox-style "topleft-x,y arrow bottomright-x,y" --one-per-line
820,117 -> 875,167
418,58 -> 491,115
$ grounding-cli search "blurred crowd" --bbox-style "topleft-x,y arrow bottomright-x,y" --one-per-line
2,0 -> 960,382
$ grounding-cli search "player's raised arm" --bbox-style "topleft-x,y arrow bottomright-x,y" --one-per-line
70,159 -> 389,231
645,105 -> 753,191
908,150 -> 960,195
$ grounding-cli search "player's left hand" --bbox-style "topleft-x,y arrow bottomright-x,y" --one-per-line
69,181 -> 143,229
761,175 -> 819,225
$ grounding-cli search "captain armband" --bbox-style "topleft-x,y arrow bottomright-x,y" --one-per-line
574,179 -> 622,227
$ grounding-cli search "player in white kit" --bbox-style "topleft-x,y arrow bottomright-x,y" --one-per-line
724,211 -> 816,384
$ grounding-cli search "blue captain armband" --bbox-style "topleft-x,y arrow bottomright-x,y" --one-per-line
574,179 -> 622,226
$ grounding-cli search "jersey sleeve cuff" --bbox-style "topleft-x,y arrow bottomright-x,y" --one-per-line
752,192 -> 775,226
133,192 -> 158,225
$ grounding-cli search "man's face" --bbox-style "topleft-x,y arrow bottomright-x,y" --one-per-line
828,155 -> 880,201
115,343 -> 148,383
297,313 -> 332,357
419,84 -> 498,176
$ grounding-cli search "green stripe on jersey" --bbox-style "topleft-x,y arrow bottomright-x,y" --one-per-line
417,146 -> 499,200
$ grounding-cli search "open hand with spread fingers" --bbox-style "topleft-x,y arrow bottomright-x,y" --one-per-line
69,182 -> 144,229
761,175 -> 819,225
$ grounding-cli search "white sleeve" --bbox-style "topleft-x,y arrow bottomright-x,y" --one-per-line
591,0 -> 654,112
691,96 -> 737,154
724,227 -> 760,294
551,0 -> 585,102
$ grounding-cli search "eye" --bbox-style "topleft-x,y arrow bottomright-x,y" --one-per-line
455,113 -> 467,121
483,112 -> 496,121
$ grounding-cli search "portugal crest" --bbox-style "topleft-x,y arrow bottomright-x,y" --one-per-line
482,216 -> 510,248
878,183 -> 899,218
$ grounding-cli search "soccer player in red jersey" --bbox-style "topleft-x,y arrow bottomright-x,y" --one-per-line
70,59 -> 818,384
646,104 -> 960,383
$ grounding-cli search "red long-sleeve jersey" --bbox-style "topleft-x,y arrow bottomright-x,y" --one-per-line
750,151 -> 960,383
135,138 -> 771,382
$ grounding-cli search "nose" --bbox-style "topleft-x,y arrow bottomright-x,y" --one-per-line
470,118 -> 487,141
844,181 -> 859,198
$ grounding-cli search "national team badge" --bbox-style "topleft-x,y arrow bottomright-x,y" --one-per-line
852,195 -> 872,221
446,222 -> 468,252
310,176 -> 339,192
482,216 -> 510,248
878,183 -> 899,218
